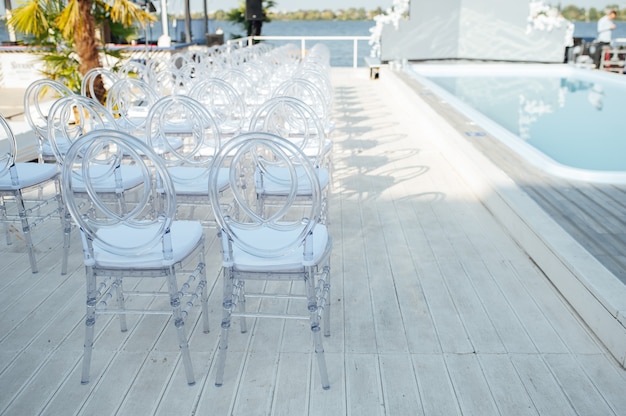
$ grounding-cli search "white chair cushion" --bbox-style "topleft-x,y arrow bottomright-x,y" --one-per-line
256,166 -> 329,195
0,163 -> 58,190
170,167 -> 229,195
42,138 -> 71,158
71,165 -> 145,193
92,220 -> 203,268
230,224 -> 329,272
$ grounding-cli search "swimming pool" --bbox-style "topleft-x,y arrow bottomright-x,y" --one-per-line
407,64 -> 626,183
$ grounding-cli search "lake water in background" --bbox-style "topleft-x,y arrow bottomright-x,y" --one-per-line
2,19 -> 626,67
0,19 -> 375,67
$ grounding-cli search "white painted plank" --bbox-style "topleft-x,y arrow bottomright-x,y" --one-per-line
444,353 -> 499,416
379,353 -> 423,416
478,353 -> 539,415
345,353 -> 384,416
576,353 -> 626,415
544,353 -> 617,416
510,354 -> 577,416
412,353 -> 461,416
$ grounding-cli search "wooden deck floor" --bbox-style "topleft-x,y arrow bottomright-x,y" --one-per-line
2,67 -> 626,415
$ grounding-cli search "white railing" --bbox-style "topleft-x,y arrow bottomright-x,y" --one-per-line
227,35 -> 371,68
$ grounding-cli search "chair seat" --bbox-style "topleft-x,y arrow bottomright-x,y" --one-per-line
230,224 -> 330,272
0,163 -> 58,190
256,166 -> 330,195
93,220 -> 203,268
169,166 -> 229,195
42,139 -> 71,158
71,165 -> 145,193
302,138 -> 333,159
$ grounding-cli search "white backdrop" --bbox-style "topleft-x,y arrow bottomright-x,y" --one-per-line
380,0 -> 570,63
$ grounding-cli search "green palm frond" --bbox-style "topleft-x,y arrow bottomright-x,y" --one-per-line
56,0 -> 81,39
107,0 -> 156,27
9,0 -> 49,36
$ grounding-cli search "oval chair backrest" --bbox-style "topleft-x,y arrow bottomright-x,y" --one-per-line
0,115 -> 17,178
80,67 -> 121,101
47,95 -> 118,165
145,94 -> 221,165
273,77 -> 329,126
208,131 -> 322,258
106,78 -> 159,135
248,96 -> 326,166
189,77 -> 246,137
24,79 -> 74,139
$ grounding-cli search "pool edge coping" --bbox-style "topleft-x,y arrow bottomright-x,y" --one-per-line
387,64 -> 626,367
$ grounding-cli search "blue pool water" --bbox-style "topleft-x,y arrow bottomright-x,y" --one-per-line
408,64 -> 626,182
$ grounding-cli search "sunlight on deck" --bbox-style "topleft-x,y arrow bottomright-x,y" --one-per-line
1,67 -> 626,416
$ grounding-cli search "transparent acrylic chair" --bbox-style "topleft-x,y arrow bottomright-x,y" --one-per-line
61,129 -> 209,386
80,67 -> 120,102
0,114 -> 69,274
105,77 -> 159,137
208,132 -> 332,389
24,79 -> 74,163
248,96 -> 332,223
217,68 -> 259,118
145,94 -> 228,225
273,77 -> 334,136
189,77 -> 246,139
47,95 -> 145,203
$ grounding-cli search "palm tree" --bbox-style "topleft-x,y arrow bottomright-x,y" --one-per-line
9,0 -> 155,98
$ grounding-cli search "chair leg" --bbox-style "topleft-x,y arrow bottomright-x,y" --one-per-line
57,182 -> 70,275
323,266 -> 331,337
82,267 -> 97,384
15,190 -> 38,273
200,251 -> 210,334
1,197 -> 10,246
239,281 -> 247,334
215,268 -> 234,387
167,269 -> 195,385
176,323 -> 195,386
114,278 -> 128,332
306,267 -> 330,389
81,319 -> 96,385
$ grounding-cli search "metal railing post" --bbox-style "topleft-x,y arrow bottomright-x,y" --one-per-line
227,35 -> 370,67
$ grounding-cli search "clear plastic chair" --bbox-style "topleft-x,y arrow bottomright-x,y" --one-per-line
208,131 -> 332,389
273,77 -> 333,136
47,95 -> 145,199
117,59 -> 150,81
189,77 -> 246,139
152,66 -> 192,96
145,94 -> 228,224
249,96 -> 332,222
217,68 -> 259,117
24,79 -> 74,163
0,114 -> 69,274
80,67 -> 120,103
105,77 -> 159,137
61,129 -> 209,386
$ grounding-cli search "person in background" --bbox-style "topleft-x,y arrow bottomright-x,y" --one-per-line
593,9 -> 617,68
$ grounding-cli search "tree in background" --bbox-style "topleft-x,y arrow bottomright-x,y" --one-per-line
224,0 -> 276,38
9,0 -> 155,96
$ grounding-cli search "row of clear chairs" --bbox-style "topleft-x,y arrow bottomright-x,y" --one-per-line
37,79 -> 330,225
58,128 -> 332,389
0,114 -> 70,274
13,40 -> 335,388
